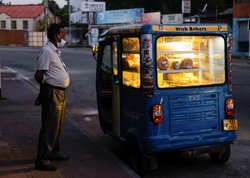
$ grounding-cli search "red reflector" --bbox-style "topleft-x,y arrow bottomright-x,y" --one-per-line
152,105 -> 163,125
225,99 -> 234,117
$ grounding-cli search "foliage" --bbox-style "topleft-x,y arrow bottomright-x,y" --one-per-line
37,17 -> 58,31
48,0 -> 61,15
60,5 -> 69,26
48,0 -> 69,26
37,19 -> 45,31
0,0 -> 8,5
99,0 -> 232,15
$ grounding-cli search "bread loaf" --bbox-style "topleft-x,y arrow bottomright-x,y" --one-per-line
172,61 -> 181,70
180,58 -> 193,69
157,56 -> 168,70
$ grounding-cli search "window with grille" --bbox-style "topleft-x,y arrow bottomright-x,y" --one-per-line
0,20 -> 6,29
23,20 -> 28,30
11,20 -> 17,29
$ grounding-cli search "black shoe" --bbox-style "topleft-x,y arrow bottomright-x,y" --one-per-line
48,154 -> 70,161
35,160 -> 57,171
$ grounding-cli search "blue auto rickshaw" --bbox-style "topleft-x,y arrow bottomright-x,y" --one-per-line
93,24 -> 238,174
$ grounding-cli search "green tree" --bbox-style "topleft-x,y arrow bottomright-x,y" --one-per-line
60,5 -> 69,26
0,0 -> 6,5
48,0 -> 69,27
98,0 -> 232,15
37,19 -> 45,31
48,0 -> 61,15
99,0 -> 181,13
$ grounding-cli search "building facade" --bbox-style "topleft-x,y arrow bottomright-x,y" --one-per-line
232,0 -> 250,58
0,4 -> 60,46
0,5 -> 45,31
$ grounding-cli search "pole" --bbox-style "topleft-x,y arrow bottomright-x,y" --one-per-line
248,16 -> 250,59
0,57 -> 2,98
68,0 -> 71,46
44,0 -> 49,36
215,5 -> 218,23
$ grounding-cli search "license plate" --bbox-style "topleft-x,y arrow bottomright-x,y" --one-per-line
223,119 -> 238,131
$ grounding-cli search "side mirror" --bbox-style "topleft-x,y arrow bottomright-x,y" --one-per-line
91,44 -> 98,60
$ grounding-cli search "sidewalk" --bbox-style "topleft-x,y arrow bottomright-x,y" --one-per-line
0,68 -> 139,177
233,57 -> 250,67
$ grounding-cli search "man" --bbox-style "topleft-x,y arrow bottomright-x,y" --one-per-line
35,24 -> 70,171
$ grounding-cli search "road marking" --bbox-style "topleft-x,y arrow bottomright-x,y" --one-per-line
3,66 -> 39,91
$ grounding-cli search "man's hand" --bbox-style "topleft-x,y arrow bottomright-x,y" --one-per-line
34,70 -> 46,84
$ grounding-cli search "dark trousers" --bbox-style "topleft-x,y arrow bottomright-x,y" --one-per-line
36,84 -> 66,163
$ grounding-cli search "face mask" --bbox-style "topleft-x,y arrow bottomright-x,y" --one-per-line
57,39 -> 66,47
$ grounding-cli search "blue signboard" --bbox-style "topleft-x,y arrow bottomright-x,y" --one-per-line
96,8 -> 144,24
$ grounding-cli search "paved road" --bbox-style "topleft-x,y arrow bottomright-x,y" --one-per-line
0,47 -> 139,178
1,47 -> 250,177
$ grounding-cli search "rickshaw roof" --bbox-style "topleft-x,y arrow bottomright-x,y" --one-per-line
108,24 -> 230,35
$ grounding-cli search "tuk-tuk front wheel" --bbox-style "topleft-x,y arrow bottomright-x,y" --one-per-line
209,145 -> 231,163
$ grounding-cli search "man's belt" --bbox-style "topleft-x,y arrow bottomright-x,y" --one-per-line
42,83 -> 66,91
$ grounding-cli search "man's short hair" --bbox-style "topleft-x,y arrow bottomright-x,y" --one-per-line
47,24 -> 64,41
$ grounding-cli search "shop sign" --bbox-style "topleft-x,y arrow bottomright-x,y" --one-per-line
162,14 -> 183,24
182,0 -> 191,14
142,12 -> 161,24
96,8 -> 144,24
152,25 -> 228,32
81,1 -> 106,12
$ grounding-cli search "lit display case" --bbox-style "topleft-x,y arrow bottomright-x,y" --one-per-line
156,36 -> 225,88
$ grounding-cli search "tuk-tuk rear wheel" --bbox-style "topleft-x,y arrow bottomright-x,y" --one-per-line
126,139 -> 151,175
209,145 -> 231,164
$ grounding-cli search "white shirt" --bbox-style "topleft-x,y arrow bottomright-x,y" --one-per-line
37,42 -> 70,88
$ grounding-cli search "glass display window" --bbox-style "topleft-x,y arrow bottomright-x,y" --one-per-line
156,36 -> 225,88
122,37 -> 140,88
100,45 -> 112,82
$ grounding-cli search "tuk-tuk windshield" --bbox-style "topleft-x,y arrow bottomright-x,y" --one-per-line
156,36 -> 225,88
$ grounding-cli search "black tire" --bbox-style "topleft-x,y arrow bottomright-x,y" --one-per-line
127,139 -> 151,175
209,145 -> 231,164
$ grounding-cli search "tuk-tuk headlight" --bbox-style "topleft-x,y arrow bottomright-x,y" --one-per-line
152,104 -> 163,125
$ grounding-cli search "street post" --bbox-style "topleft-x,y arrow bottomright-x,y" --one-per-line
43,0 -> 49,37
0,57 -> 1,98
248,16 -> 250,59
